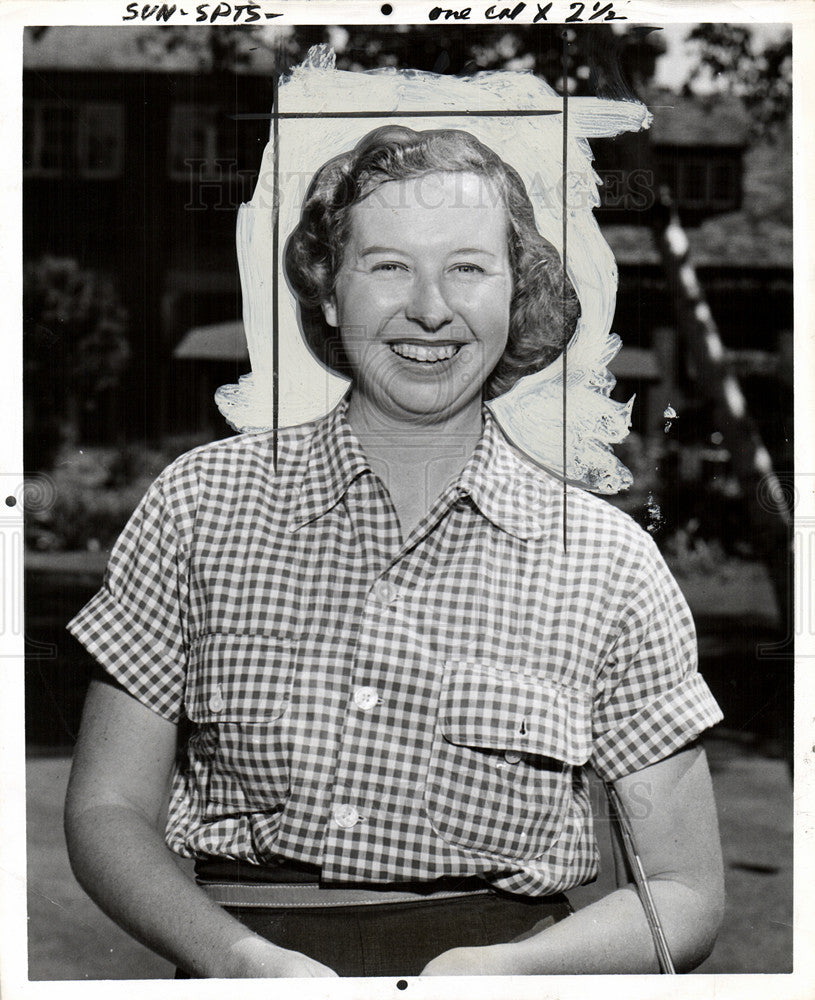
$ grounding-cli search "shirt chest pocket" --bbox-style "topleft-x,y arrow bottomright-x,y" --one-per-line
423,662 -> 592,862
184,633 -> 295,818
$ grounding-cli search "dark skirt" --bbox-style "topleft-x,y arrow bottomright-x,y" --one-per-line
177,859 -> 572,978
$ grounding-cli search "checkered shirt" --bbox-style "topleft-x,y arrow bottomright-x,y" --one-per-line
68,399 -> 722,896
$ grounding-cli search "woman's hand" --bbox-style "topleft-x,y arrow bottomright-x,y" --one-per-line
226,936 -> 339,978
420,943 -> 520,976
426,744 -> 724,976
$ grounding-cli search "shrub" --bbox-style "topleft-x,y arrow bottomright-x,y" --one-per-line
25,437 -> 208,552
24,256 -> 130,472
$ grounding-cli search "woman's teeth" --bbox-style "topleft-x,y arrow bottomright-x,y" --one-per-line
389,343 -> 461,363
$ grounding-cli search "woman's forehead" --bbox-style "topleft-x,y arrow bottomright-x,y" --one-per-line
348,171 -> 508,246
362,170 -> 501,208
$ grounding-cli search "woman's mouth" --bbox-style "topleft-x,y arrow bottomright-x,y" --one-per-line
389,342 -> 462,363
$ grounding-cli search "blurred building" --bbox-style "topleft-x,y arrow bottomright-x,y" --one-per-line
24,64 -> 273,441
595,89 -> 792,456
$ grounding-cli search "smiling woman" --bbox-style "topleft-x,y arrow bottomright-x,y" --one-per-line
64,64 -> 724,980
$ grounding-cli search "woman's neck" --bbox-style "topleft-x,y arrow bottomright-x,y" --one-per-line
346,392 -> 483,538
348,392 -> 481,449
347,392 -> 483,467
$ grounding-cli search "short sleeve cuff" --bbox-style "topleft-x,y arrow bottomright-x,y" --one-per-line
68,588 -> 186,723
591,672 -> 723,782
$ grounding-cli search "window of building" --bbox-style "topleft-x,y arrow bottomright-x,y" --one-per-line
24,103 -> 72,176
678,158 -> 708,207
168,104 -> 262,182
24,101 -> 123,178
654,150 -> 740,213
709,159 -> 737,207
77,104 -> 124,178
657,158 -> 678,202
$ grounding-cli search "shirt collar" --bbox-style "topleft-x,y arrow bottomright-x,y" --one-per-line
289,399 -> 563,540
455,410 -> 564,541
288,396 -> 371,532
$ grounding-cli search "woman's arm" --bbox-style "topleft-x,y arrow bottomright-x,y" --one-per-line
421,742 -> 724,975
64,677 -> 338,978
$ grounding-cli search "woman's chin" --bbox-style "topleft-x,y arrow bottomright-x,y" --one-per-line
363,386 -> 482,428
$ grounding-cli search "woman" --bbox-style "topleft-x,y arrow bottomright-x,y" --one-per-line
65,125 -> 724,978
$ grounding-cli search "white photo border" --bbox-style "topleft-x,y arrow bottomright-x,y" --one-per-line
2,3 -> 812,998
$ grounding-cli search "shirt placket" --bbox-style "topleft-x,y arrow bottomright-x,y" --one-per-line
319,484 -> 459,882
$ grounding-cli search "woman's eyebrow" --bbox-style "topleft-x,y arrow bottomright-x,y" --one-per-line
449,247 -> 498,256
356,245 -> 501,259
358,245 -> 409,257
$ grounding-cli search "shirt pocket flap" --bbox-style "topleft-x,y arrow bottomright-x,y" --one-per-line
438,662 -> 592,766
185,633 -> 295,723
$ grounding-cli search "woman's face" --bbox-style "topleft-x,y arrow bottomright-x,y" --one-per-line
322,171 -> 513,426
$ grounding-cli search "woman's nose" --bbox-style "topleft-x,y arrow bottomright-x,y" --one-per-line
404,273 -> 454,332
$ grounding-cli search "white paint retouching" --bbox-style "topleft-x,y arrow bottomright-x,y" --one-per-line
218,45 -> 652,494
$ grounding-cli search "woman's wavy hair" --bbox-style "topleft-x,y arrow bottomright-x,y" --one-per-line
284,125 -> 580,399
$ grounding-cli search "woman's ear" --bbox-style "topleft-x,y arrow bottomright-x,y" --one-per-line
322,297 -> 339,328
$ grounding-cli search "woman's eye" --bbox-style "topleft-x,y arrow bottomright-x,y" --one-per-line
371,262 -> 408,273
451,263 -> 485,275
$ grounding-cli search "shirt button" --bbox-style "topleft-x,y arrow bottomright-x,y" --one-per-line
208,686 -> 225,714
372,579 -> 399,605
353,687 -> 380,711
333,803 -> 362,829
504,749 -> 524,765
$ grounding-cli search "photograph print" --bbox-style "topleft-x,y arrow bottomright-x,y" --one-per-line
15,12 -> 796,989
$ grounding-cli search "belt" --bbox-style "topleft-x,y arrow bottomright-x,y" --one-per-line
198,881 -> 494,908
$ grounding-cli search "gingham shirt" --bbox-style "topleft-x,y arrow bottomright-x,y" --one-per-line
69,399 -> 722,896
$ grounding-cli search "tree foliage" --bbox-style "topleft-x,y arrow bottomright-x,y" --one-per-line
24,257 -> 131,470
683,24 -> 792,140
124,22 -> 664,96
132,24 -> 324,75
324,23 -> 664,97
